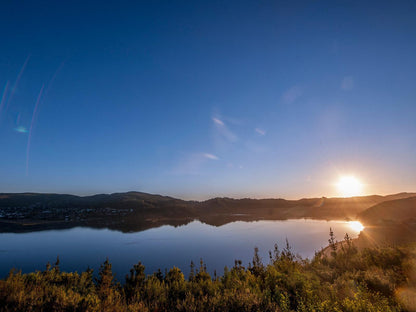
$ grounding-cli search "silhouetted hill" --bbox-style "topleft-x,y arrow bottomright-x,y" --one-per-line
0,191 -> 415,233
358,196 -> 416,225
196,193 -> 416,225
0,191 -> 191,209
355,196 -> 416,247
0,192 -> 197,233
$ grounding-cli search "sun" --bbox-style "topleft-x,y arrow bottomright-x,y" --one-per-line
336,176 -> 364,197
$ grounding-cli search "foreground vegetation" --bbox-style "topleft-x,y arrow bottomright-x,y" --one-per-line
1,236 -> 415,311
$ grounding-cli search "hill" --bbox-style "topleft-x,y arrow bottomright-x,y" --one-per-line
0,191 -> 415,233
358,196 -> 416,225
196,193 -> 416,225
355,196 -> 416,247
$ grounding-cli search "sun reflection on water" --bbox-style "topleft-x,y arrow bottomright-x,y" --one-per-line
348,221 -> 365,233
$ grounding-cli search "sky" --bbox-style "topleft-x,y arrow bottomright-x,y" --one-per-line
0,0 -> 415,199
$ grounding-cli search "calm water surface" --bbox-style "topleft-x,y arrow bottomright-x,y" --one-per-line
0,219 -> 362,279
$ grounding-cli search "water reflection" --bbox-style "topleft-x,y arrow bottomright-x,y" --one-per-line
348,221 -> 365,232
0,219 -> 362,279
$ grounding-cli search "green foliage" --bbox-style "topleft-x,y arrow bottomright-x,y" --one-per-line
124,261 -> 146,302
0,235 -> 414,311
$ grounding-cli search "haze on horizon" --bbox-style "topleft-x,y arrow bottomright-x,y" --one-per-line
0,1 -> 415,200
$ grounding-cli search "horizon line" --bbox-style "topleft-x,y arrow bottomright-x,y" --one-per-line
1,190 -> 415,202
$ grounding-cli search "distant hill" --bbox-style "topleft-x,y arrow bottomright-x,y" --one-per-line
358,196 -> 416,225
354,196 -> 416,248
195,193 -> 416,225
0,191 -> 191,210
0,191 -> 415,233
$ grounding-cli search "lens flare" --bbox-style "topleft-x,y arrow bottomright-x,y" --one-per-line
14,126 -> 28,133
348,221 -> 364,233
26,84 -> 44,176
6,55 -> 31,112
0,81 -> 9,120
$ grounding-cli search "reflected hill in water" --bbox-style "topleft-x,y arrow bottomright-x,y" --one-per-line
0,191 -> 415,234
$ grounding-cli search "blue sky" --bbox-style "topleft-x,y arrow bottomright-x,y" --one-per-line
0,1 -> 415,199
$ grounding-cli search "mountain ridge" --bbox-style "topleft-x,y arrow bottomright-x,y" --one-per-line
0,191 -> 415,233
1,191 -> 415,203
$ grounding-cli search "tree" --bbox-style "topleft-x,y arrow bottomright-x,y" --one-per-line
125,262 -> 146,301
96,258 -> 115,301
328,228 -> 337,254
250,246 -> 264,277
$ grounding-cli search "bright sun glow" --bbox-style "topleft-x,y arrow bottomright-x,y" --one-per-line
336,176 -> 364,197
348,221 -> 365,232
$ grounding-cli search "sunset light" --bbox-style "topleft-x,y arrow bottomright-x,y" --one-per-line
336,176 -> 364,197
348,221 -> 365,233
0,1 -> 415,309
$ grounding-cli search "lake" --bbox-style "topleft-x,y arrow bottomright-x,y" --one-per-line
0,219 -> 362,280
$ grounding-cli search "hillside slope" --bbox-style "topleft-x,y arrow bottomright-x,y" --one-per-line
356,196 -> 416,248
358,196 -> 416,225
